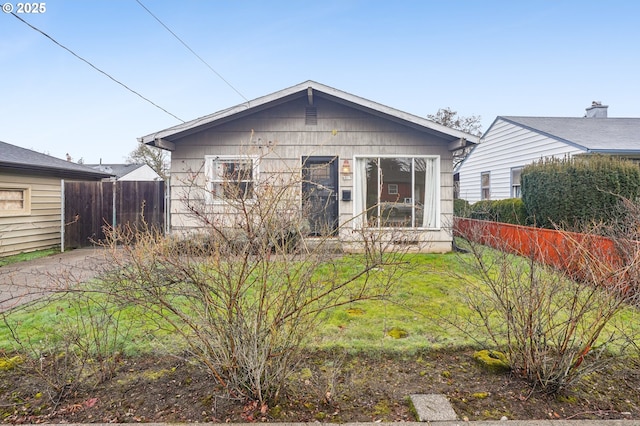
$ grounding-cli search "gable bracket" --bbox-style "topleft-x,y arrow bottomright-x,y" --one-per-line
307,87 -> 313,106
448,138 -> 468,151
153,138 -> 176,151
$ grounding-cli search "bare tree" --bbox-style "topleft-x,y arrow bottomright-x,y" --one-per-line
427,107 -> 482,136
125,143 -> 169,180
427,107 -> 482,168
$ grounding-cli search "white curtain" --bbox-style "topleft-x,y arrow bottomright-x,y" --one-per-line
422,158 -> 438,228
353,158 -> 368,228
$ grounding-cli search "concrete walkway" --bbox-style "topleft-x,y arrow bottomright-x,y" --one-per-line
0,247 -> 114,311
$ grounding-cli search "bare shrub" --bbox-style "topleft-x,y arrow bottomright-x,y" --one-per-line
1,289 -> 132,405
599,198 -> 640,362
456,219 -> 634,394
97,153 -> 410,404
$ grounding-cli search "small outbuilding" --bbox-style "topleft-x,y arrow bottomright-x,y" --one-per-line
87,163 -> 163,181
0,141 -> 111,256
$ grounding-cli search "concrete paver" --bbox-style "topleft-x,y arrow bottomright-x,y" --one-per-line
411,394 -> 458,421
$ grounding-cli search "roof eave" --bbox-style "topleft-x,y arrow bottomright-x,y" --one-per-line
0,162 -> 112,180
586,149 -> 640,156
139,81 -> 480,146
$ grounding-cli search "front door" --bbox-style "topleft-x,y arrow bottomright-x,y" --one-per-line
302,156 -> 339,236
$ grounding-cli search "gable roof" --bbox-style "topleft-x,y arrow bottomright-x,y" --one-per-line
86,163 -> 153,179
498,116 -> 640,154
138,80 -> 480,148
0,140 -> 112,180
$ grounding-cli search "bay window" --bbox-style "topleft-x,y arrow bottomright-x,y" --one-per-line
354,156 -> 439,229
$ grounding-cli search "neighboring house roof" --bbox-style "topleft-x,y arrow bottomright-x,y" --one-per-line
86,163 -> 162,180
497,116 -> 640,154
138,80 -> 480,148
0,140 -> 112,180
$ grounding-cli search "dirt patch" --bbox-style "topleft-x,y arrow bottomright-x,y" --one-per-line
1,349 -> 639,423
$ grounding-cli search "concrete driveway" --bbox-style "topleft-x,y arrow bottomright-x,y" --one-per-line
0,247 -> 115,311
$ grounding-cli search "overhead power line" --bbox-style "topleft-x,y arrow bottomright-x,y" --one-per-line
135,0 -> 249,104
9,12 -> 185,123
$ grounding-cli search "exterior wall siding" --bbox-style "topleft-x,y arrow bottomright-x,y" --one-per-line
168,97 -> 454,252
0,173 -> 61,256
457,119 -> 584,203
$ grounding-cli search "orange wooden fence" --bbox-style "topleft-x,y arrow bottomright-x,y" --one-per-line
453,218 -> 625,280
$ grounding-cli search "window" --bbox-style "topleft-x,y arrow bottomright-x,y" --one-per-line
511,167 -> 522,198
354,156 -> 439,228
481,172 -> 490,200
205,156 -> 256,202
0,186 -> 31,216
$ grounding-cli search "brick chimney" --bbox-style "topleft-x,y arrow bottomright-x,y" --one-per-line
585,101 -> 608,118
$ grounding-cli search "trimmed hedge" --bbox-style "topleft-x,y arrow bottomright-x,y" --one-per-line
521,155 -> 640,229
493,198 -> 528,225
454,198 -> 471,218
457,198 -> 528,225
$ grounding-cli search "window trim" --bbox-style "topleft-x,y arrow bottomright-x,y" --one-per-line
481,171 -> 491,200
204,155 -> 259,204
353,155 -> 441,230
511,167 -> 523,198
0,185 -> 31,217
388,183 -> 399,195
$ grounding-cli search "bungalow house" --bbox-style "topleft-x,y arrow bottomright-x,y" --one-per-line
0,140 -> 111,256
457,103 -> 640,203
138,81 -> 479,253
87,163 -> 163,181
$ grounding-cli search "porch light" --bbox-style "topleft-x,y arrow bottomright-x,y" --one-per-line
341,159 -> 352,175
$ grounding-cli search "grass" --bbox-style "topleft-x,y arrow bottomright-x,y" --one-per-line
313,253 -> 480,352
0,250 -> 637,357
0,253 -> 472,354
0,247 -> 60,267
0,291 -> 185,356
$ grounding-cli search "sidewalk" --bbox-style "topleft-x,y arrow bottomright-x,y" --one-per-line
410,393 -> 639,425
47,422 -> 640,426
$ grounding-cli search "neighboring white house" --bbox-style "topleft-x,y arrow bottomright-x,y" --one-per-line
138,80 -> 479,253
457,103 -> 640,203
87,163 -> 162,181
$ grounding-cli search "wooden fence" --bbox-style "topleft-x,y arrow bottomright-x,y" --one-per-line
64,180 -> 165,249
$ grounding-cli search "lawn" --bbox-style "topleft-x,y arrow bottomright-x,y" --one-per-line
0,253 -> 477,354
2,249 -> 640,423
0,250 -> 634,356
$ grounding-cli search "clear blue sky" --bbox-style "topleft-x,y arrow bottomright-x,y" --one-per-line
1,0 -> 638,164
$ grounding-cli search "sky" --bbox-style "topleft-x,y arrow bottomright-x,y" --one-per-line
1,0 -> 639,164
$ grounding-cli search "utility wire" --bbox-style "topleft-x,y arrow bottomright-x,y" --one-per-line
135,0 -> 249,104
9,12 -> 185,123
